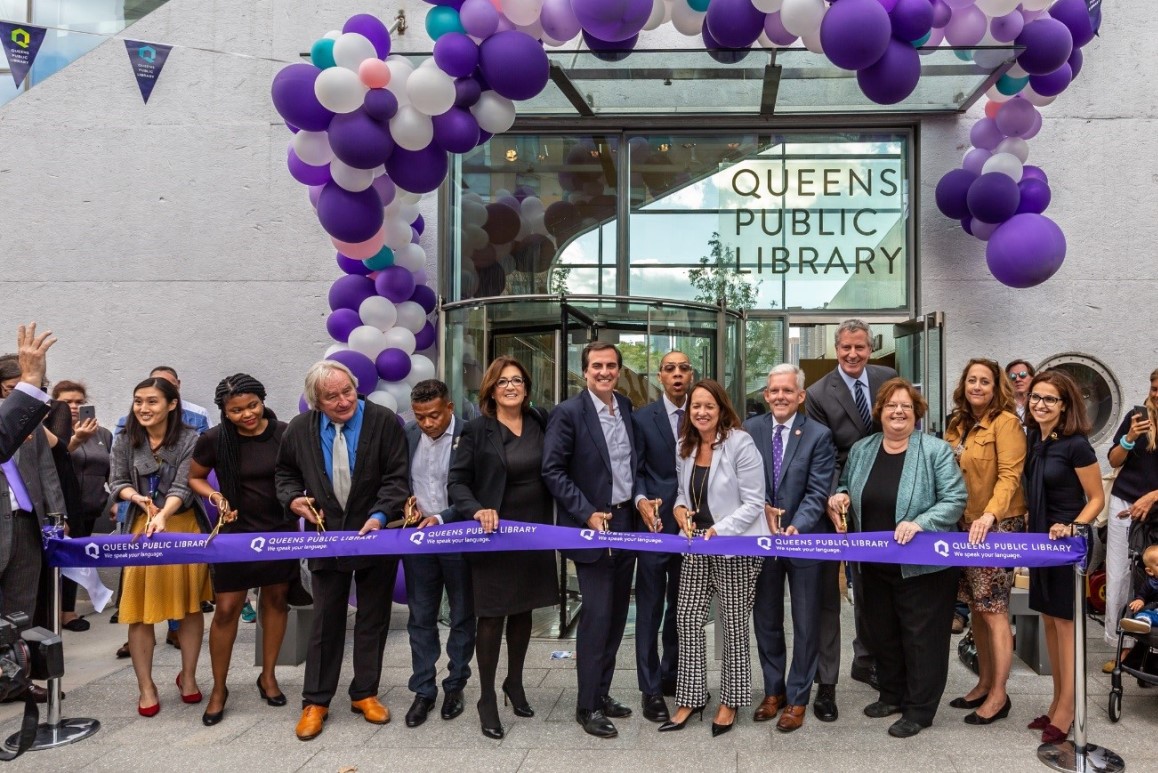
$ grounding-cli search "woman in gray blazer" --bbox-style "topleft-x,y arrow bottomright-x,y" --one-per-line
660,379 -> 768,738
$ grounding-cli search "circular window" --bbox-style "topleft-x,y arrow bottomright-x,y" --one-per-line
1038,353 -> 1122,445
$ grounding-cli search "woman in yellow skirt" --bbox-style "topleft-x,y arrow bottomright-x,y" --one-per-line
110,376 -> 212,716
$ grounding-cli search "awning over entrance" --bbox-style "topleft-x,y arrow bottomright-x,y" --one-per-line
519,46 -> 1020,117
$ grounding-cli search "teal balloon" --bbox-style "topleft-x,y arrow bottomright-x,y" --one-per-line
996,73 -> 1029,96
688,0 -> 711,12
363,246 -> 395,271
310,38 -> 337,69
426,7 -> 466,39
953,49 -> 973,62
911,31 -> 931,47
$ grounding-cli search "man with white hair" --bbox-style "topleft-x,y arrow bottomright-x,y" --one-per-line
276,360 -> 410,742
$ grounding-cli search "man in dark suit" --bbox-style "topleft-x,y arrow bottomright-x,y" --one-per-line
0,323 -> 54,463
400,379 -> 473,728
745,364 -> 836,733
276,360 -> 409,741
543,341 -> 642,739
631,350 -> 691,722
804,319 -> 897,721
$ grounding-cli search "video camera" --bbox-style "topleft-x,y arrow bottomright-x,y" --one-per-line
0,612 -> 63,703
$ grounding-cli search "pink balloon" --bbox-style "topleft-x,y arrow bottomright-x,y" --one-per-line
332,226 -> 386,259
358,59 -> 391,89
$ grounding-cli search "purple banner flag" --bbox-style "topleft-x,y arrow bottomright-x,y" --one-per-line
0,22 -> 47,88
124,39 -> 173,103
44,522 -> 1086,570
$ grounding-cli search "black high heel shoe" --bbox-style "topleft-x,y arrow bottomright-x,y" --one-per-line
501,679 -> 534,717
257,676 -> 287,707
964,696 -> 1012,725
202,687 -> 229,726
657,704 -> 706,732
949,693 -> 988,709
711,707 -> 736,738
478,696 -> 505,740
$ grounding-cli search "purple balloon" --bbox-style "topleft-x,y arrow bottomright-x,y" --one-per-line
1067,47 -> 1084,80
298,394 -> 309,414
891,0 -> 934,42
337,252 -> 373,276
414,321 -> 437,351
960,216 -> 973,236
478,31 -> 550,101
930,0 -> 951,29
582,31 -> 636,62
706,0 -> 766,49
372,175 -> 396,207
1022,165 -> 1048,184
384,144 -> 449,194
411,227 -> 421,244
989,10 -> 1024,43
967,172 -> 1021,224
1048,0 -> 1096,48
934,168 -> 977,220
1029,63 -> 1072,97
308,184 -> 325,208
328,109 -> 395,170
822,0 -> 891,71
375,266 -> 417,303
375,347 -> 412,382
572,0 -> 651,43
271,63 -> 334,132
962,148 -> 990,175
413,269 -> 428,286
413,214 -> 425,235
702,23 -> 749,64
326,308 -> 362,342
460,0 -> 500,37
484,203 -> 521,244
969,117 -> 1005,151
343,13 -> 392,58
432,107 -> 481,153
995,98 -> 1036,138
327,349 -> 378,394
434,33 -> 479,78
986,214 -> 1066,288
1016,178 -> 1051,215
1016,18 -> 1073,76
971,219 -> 999,241
763,13 -> 797,46
363,88 -> 399,122
856,39 -> 921,105
328,274 -> 376,311
317,184 -> 386,243
287,147 -> 332,186
477,129 -> 493,147
410,285 -> 438,314
454,77 -> 482,108
1022,108 -> 1043,140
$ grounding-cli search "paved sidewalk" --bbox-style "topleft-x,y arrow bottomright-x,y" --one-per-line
0,581 -> 1153,772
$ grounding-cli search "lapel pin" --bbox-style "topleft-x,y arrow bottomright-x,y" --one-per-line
794,429 -> 801,436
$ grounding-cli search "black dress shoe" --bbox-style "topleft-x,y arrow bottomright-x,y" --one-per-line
710,720 -> 735,738
576,708 -> 618,738
888,718 -> 925,738
864,701 -> 903,719
202,687 -> 229,726
660,678 -> 677,698
501,679 -> 534,717
641,693 -> 670,723
479,697 -> 504,739
964,697 -> 1011,725
949,693 -> 988,709
441,691 -> 464,720
851,663 -> 880,691
601,695 -> 632,718
812,684 -> 838,722
405,695 -> 436,728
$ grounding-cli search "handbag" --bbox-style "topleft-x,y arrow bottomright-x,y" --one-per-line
957,628 -> 979,675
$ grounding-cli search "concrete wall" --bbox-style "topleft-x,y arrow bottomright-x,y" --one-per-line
0,0 -> 1150,445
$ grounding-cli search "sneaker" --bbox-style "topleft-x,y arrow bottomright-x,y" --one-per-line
241,601 -> 257,624
1120,617 -> 1153,636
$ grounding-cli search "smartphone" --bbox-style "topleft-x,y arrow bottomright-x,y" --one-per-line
77,405 -> 96,423
1135,406 -> 1149,421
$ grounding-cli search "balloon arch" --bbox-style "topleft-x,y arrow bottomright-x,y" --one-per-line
270,0 -> 1101,406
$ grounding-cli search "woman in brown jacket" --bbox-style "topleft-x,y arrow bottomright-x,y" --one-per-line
943,358 -> 1027,725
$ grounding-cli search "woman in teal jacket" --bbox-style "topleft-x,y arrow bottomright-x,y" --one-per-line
827,378 -> 966,739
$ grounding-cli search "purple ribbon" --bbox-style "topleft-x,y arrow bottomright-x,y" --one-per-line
43,523 -> 1085,569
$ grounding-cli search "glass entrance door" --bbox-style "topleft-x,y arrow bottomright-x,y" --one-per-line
894,312 -> 946,435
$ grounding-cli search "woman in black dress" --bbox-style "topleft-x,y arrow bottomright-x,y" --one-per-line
189,374 -> 296,726
447,355 -> 557,740
1022,369 -> 1103,744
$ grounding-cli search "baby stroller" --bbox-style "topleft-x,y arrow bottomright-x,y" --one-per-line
1108,517 -> 1158,722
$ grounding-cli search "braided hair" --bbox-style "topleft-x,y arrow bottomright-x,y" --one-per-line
213,374 -> 271,508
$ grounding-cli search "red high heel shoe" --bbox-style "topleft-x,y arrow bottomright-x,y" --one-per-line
138,700 -> 161,717
177,673 -> 203,704
1041,723 -> 1071,744
1027,714 -> 1050,730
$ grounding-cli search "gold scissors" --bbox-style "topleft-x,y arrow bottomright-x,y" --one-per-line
131,497 -> 159,543
403,496 -> 421,527
303,493 -> 326,533
204,492 -> 237,546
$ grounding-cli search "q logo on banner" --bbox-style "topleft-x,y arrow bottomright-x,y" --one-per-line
84,543 -> 100,560
409,532 -> 425,546
580,529 -> 595,541
757,537 -> 772,551
934,540 -> 950,558
250,536 -> 266,553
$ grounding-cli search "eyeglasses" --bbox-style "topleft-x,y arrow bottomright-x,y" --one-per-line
1028,393 -> 1062,406
1008,371 -> 1030,380
660,363 -> 693,373
495,376 -> 525,388
883,403 -> 915,414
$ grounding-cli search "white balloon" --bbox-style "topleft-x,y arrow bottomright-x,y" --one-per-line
397,189 -> 423,205
670,2 -> 705,36
994,137 -> 1029,163
779,0 -> 826,37
470,91 -> 516,134
757,31 -> 775,48
515,19 -> 545,40
643,0 -> 667,31
383,326 -> 417,355
348,325 -> 388,357
974,0 -> 1020,16
1021,0 -> 1052,9
333,32 -> 378,71
407,66 -> 457,116
753,0 -> 783,12
504,0 -> 545,26
292,130 -> 333,166
986,85 -> 1012,103
323,30 -> 342,41
324,342 -> 349,357
390,105 -> 435,151
395,301 -> 429,333
981,152 -> 1023,182
520,196 -> 545,217
972,48 -> 1009,69
408,354 -> 436,384
1007,62 -> 1028,79
330,158 -> 375,192
395,243 -> 427,271
387,201 -> 421,224
464,225 -> 489,252
384,216 -> 414,250
314,67 -> 367,114
382,381 -> 412,407
462,201 -> 489,227
359,296 -> 398,331
801,27 -> 824,54
385,60 -> 413,107
366,390 -> 398,412
1022,86 -> 1056,107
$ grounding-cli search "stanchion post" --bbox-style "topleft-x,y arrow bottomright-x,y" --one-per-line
1037,523 -> 1124,773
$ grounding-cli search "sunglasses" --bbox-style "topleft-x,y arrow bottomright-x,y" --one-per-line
660,363 -> 692,373
1008,371 -> 1029,380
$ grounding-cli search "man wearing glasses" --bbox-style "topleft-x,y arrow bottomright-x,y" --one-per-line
1005,360 -> 1036,421
631,351 -> 693,723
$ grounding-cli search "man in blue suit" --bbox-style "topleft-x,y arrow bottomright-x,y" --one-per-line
543,341 -> 642,739
401,379 -> 473,728
745,364 -> 836,733
0,323 -> 54,463
631,350 -> 691,723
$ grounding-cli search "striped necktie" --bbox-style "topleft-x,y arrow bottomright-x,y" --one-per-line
854,380 -> 872,431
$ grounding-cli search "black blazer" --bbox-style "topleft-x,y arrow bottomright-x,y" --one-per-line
805,363 -> 897,484
0,388 -> 50,464
632,398 -> 681,535
446,408 -> 548,521
275,400 -> 410,571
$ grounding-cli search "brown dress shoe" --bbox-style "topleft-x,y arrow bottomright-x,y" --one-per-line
776,705 -> 806,732
351,696 -> 390,724
753,694 -> 788,722
295,705 -> 328,741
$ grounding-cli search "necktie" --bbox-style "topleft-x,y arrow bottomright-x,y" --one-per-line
771,423 -> 785,499
674,408 -> 685,438
1,458 -> 34,513
332,422 -> 351,509
854,380 -> 872,431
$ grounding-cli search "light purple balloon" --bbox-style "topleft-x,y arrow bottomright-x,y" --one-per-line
995,98 -> 1037,137
327,349 -> 379,394
962,148 -> 991,175
763,13 -> 798,46
971,219 -> 998,241
969,118 -> 1005,151
990,10 -> 1024,43
309,184 -> 325,208
944,3 -> 986,46
1022,109 -> 1043,140
985,214 -> 1066,288
930,0 -> 951,29
412,269 -> 428,286
571,0 -> 652,43
372,175 -> 396,207
459,0 -> 500,38
541,0 -> 582,41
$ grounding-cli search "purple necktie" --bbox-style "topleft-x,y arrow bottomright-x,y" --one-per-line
771,423 -> 785,499
1,458 -> 34,513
